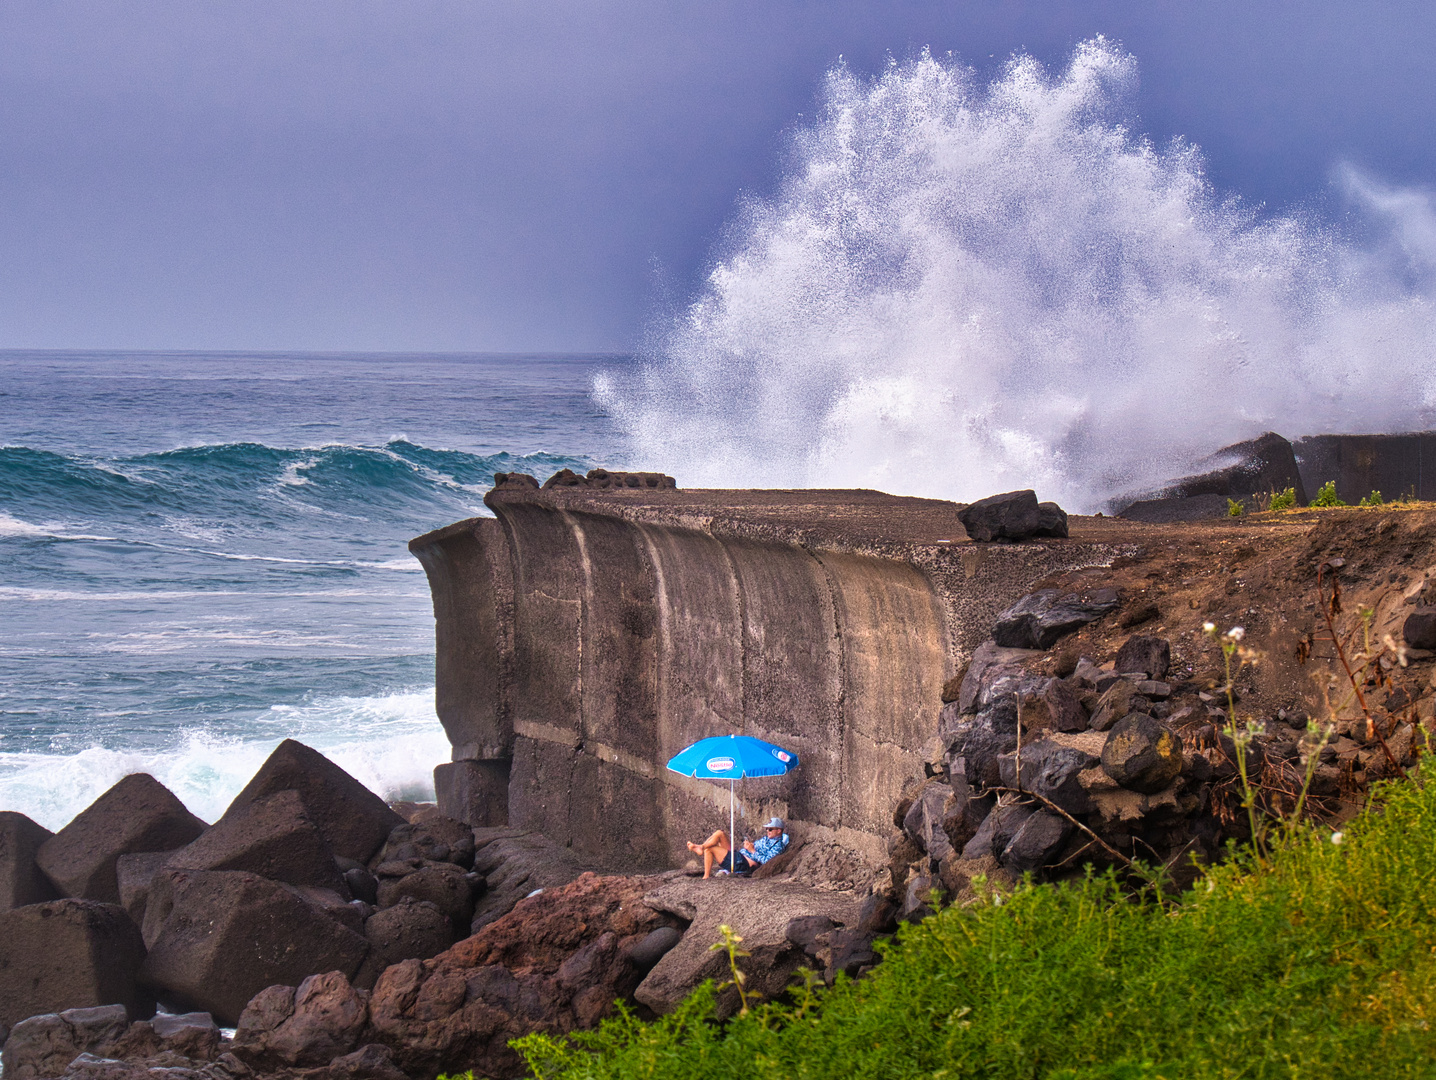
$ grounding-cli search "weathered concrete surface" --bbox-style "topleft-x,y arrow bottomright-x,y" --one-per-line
1294,432 -> 1436,504
411,487 -> 1136,870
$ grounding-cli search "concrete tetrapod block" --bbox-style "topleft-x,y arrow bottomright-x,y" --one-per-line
36,774 -> 207,903
0,900 -> 154,1031
139,869 -> 369,1026
163,789 -> 344,891
433,759 -> 510,827
222,740 -> 403,864
0,811 -> 60,913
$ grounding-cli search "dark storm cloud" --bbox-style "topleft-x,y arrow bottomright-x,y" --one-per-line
0,1 -> 1432,351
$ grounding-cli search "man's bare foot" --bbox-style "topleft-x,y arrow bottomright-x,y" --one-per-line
687,841 -> 701,854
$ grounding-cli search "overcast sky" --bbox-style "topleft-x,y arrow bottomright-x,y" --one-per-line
1,1 -> 1434,352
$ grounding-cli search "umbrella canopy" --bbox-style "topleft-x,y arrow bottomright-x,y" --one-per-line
666,734 -> 799,779
667,735 -> 799,871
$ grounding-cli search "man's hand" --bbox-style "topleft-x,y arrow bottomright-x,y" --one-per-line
743,839 -> 756,852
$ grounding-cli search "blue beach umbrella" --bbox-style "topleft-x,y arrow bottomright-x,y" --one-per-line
666,735 -> 800,865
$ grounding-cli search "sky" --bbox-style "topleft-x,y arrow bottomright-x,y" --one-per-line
1,1 -> 1434,353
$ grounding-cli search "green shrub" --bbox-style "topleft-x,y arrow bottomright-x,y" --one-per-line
1312,480 -> 1346,507
1268,487 -> 1297,511
1226,497 -> 1244,517
517,764 -> 1436,1080
1359,489 -> 1385,507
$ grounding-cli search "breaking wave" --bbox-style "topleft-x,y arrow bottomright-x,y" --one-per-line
605,38 -> 1436,510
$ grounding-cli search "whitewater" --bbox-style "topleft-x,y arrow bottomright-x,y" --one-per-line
0,351 -> 620,829
603,37 -> 1436,511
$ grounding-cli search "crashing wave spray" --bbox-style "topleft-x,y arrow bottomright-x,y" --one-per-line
601,38 -> 1436,511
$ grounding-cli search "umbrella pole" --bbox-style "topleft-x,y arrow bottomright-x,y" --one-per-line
730,778 -> 735,873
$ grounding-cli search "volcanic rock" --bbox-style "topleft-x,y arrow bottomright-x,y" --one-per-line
952,640 -> 1045,714
1036,502 -> 1069,538
1114,635 -> 1172,680
355,900 -> 454,988
370,818 -> 475,871
375,864 -> 473,933
943,709 -> 1019,790
1101,715 -> 1185,794
139,869 -> 369,1025
992,589 -> 1121,650
961,802 -> 1033,861
996,740 -> 1097,814
1089,679 -> 1149,733
0,900 -> 153,1032
635,876 -> 860,1018
221,740 -> 403,865
900,779 -> 954,861
1,811 -> 59,913
467,828 -> 588,933
234,971 -> 367,1068
1402,607 -> 1436,650
957,490 -> 1042,542
36,775 -> 207,903
1001,810 -> 1075,872
162,789 -> 344,893
366,872 -> 674,1077
1,1005 -> 130,1080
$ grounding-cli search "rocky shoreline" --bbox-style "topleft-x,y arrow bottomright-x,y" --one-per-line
8,451 -> 1436,1079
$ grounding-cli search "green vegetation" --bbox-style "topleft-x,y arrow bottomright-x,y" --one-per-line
1360,489 -> 1385,507
1312,480 -> 1346,507
1268,486 -> 1298,511
1225,497 -> 1244,517
512,764 -> 1436,1080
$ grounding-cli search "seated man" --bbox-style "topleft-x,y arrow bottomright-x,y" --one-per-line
687,817 -> 789,878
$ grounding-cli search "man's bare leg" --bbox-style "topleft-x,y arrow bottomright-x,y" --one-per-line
687,830 -> 731,878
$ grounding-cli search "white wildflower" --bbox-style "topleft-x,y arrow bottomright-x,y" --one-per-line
1226,626 -> 1245,641
1331,831 -> 1345,845
1203,621 -> 1216,633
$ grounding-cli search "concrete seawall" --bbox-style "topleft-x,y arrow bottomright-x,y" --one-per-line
410,487 -> 1136,869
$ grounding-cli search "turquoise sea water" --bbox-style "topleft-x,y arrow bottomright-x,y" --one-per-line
0,351 -> 624,828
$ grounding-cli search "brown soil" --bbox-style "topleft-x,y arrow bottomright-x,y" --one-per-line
1018,505 -> 1436,820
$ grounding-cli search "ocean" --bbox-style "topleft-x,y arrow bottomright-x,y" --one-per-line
0,350 -> 623,830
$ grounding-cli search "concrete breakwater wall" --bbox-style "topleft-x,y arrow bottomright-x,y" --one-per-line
409,486 -> 1134,870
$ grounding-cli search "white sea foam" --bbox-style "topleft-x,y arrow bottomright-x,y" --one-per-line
0,689 -> 449,831
606,39 -> 1436,511
0,512 -> 116,542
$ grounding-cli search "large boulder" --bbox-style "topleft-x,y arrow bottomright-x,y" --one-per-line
232,971 -> 367,1068
944,708 -> 1019,791
139,869 -> 368,1025
1,811 -> 59,913
1101,715 -> 1185,794
368,872 -> 675,1077
0,1005 -> 130,1080
0,900 -> 153,1031
375,864 -> 473,933
957,490 -> 1067,542
467,829 -> 589,933
951,641 -> 1045,715
634,876 -> 860,1018
355,900 -> 454,988
36,775 -> 207,903
222,740 -> 403,865
992,589 -> 1121,650
163,789 -> 344,892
